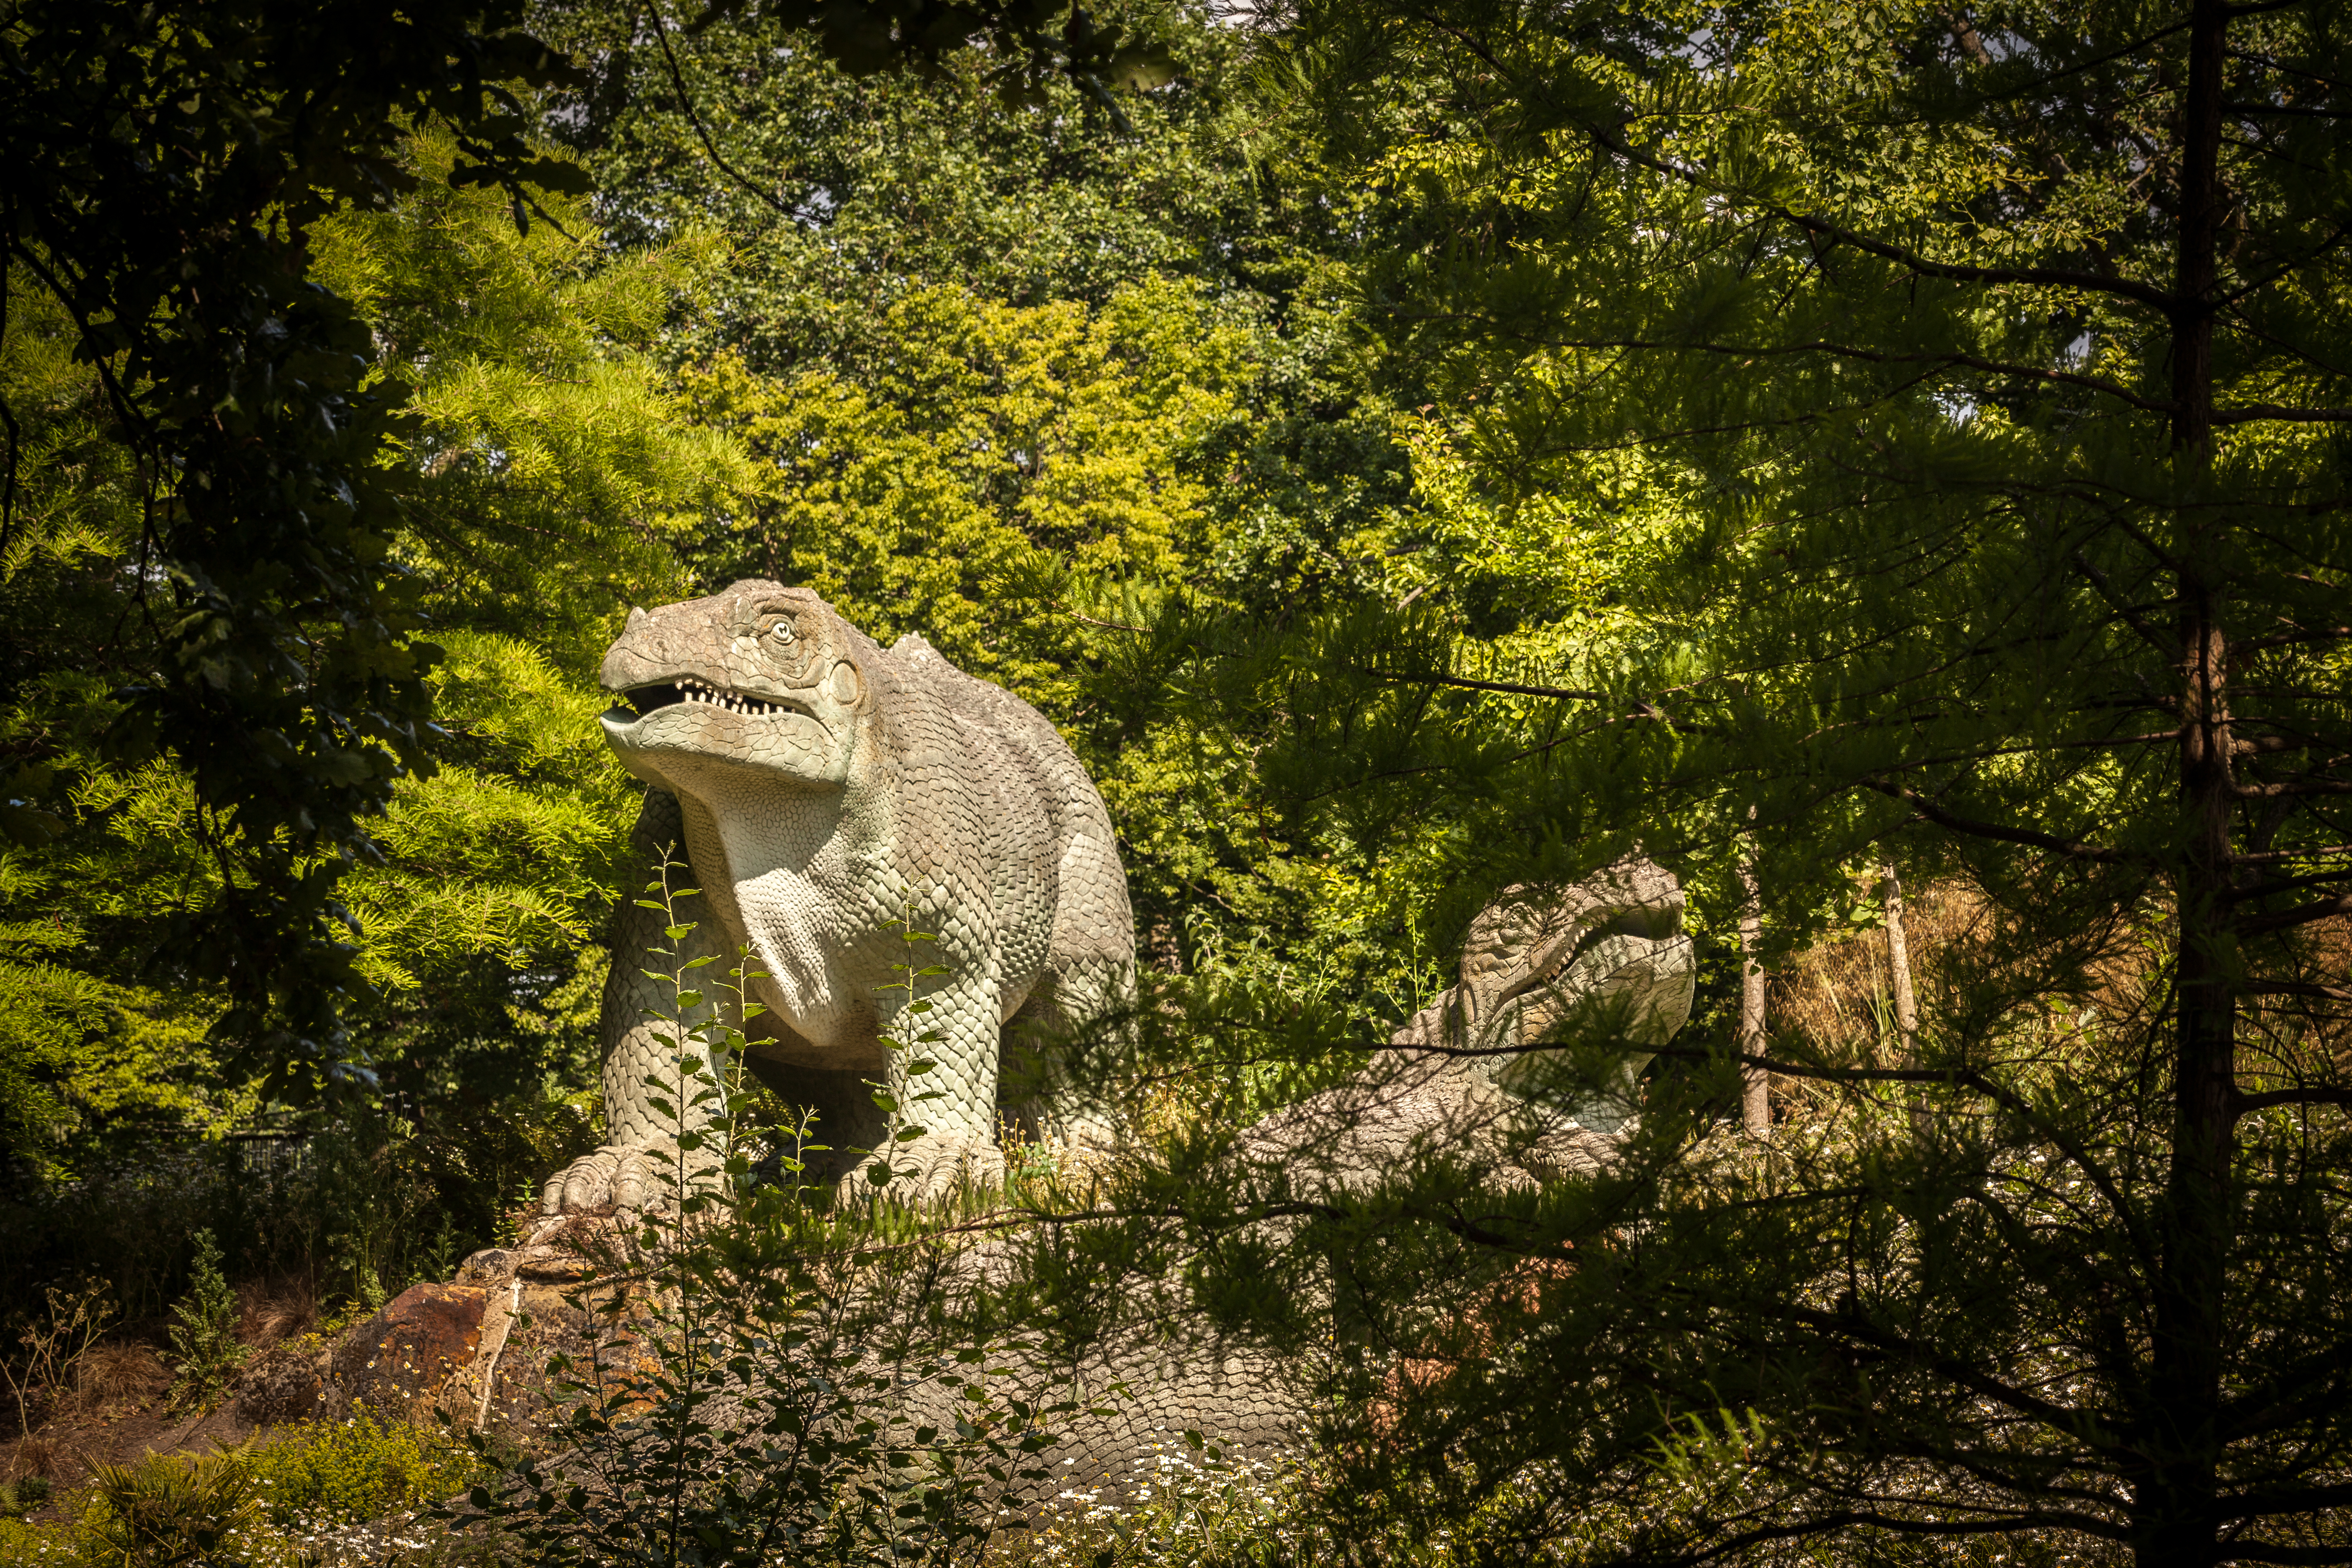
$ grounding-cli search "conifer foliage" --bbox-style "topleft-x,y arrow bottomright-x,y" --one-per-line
1160,2 -> 2352,1564
0,0 -> 592,1085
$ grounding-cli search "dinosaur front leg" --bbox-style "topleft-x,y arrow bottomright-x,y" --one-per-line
543,793 -> 734,1218
856,967 -> 1008,1196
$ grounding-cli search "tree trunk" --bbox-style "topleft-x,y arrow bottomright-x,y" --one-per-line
1738,846 -> 1769,1138
1882,861 -> 1928,1134
2141,3 -> 2234,1565
1880,861 -> 1918,1053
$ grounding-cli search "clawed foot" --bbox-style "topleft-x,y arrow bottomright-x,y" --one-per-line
847,1131 -> 1007,1201
536,1131 -> 1004,1238
541,1141 -> 719,1218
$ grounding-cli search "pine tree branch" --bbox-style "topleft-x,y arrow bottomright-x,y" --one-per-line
2220,101 -> 2352,118
2212,404 -> 2352,426
1411,17 -> 2181,318
2232,843 -> 2352,864
1627,1042 -> 2162,1274
2231,626 -> 2352,655
1566,120 -> 2180,312
2237,891 -> 2352,935
2208,219 -> 2352,312
2217,1481 -> 2352,1522
2071,550 -> 2177,655
2226,869 -> 2352,905
2231,778 -> 2352,797
1367,670 -> 1612,702
1664,1507 -> 2131,1567
1741,1299 -> 2140,1457
1428,328 -> 2179,415
2217,1368 -> 2352,1444
2231,1082 -> 2352,1112
2188,1544 -> 2352,1566
1857,780 -> 2144,863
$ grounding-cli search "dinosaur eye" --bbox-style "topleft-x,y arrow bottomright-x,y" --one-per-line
770,620 -> 797,645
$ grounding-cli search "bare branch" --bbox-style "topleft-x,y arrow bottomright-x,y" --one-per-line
1857,780 -> 2144,863
2238,892 -> 2352,935
644,0 -> 800,222
2232,1083 -> 2352,1114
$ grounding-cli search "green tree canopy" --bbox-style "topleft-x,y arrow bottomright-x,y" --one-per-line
0,0 -> 1193,1088
1063,2 -> 2352,1565
0,130 -> 748,1189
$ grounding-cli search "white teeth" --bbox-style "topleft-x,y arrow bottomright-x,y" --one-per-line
674,677 -> 778,715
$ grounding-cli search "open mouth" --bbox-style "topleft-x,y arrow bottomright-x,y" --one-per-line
615,676 -> 801,720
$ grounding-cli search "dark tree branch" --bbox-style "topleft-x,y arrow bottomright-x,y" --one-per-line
1367,670 -> 1612,702
2212,404 -> 2352,426
2231,1083 -> 2352,1114
643,0 -> 800,222
2237,892 -> 2352,935
1569,121 -> 2179,312
2226,869 -> 2352,905
1461,330 -> 2177,414
1857,779 -> 2143,863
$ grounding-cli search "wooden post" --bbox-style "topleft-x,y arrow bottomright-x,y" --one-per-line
1739,843 -> 1769,1138
1881,861 -> 1918,1054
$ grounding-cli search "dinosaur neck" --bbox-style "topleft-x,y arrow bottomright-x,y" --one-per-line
673,782 -> 892,1052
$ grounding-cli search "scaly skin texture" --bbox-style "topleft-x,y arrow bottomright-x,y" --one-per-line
479,861 -> 1694,1509
544,582 -> 1135,1215
1390,858 -> 1695,1132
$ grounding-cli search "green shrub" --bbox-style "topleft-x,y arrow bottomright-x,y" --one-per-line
245,1415 -> 483,1532
163,1231 -> 245,1415
80,1452 -> 269,1568
0,1427 -> 487,1568
0,1512 -> 75,1568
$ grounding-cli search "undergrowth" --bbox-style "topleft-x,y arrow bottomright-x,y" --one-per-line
0,1416 -> 487,1568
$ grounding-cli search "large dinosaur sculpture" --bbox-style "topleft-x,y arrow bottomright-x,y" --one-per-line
491,585 -> 1695,1505
542,580 -> 1135,1210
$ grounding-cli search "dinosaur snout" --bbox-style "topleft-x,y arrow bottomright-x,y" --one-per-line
600,601 -> 731,695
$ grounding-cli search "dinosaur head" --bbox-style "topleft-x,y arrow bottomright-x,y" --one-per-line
598,582 -> 876,794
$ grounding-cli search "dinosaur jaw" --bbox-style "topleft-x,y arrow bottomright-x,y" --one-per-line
614,674 -> 814,723
601,675 -> 852,792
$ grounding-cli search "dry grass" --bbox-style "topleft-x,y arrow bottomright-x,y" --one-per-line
6,1435 -> 59,1481
1767,882 -> 1987,1113
1766,874 -> 2352,1116
235,1278 -> 316,1348
69,1343 -> 165,1416
2236,914 -> 2352,1096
